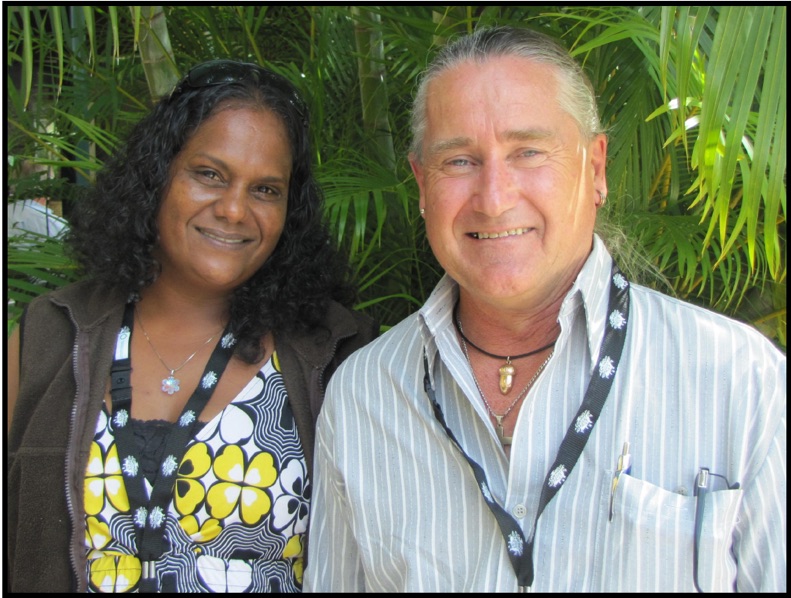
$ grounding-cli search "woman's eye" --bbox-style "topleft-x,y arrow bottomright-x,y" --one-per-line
198,169 -> 220,181
255,185 -> 283,198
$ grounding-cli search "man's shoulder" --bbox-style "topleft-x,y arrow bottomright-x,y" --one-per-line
321,311 -> 426,420
629,282 -> 784,358
329,312 -> 423,378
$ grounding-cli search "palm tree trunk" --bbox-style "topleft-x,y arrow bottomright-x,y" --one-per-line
351,7 -> 395,173
132,6 -> 180,101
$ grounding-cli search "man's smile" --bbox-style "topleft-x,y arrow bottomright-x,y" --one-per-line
470,227 -> 533,239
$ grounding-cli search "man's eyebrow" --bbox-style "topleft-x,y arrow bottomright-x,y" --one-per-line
426,128 -> 556,156
504,127 -> 555,142
426,137 -> 472,156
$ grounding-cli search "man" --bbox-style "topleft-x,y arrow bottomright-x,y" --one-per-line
305,26 -> 786,592
7,197 -> 69,239
7,160 -> 68,239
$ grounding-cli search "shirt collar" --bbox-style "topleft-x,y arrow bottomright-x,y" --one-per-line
418,273 -> 458,381
560,234 -> 615,370
418,234 -> 615,373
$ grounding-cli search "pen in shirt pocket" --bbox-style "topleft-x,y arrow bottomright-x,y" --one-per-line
609,441 -> 631,522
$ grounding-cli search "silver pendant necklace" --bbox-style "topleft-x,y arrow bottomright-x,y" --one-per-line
456,308 -> 554,445
453,303 -> 555,394
460,331 -> 552,445
135,305 -> 221,395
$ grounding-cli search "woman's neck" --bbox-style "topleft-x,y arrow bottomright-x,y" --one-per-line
136,282 -> 230,333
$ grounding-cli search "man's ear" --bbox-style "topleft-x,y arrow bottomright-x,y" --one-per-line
590,134 -> 608,197
409,153 -> 427,214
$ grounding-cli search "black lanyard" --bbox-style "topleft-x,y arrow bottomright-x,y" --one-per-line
109,302 -> 235,592
423,263 -> 630,591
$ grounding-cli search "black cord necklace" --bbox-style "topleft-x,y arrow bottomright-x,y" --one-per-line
452,302 -> 556,395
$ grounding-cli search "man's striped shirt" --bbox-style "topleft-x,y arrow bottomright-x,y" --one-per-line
305,236 -> 786,592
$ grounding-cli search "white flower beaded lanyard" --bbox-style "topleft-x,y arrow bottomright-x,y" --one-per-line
423,263 -> 630,591
109,302 -> 236,592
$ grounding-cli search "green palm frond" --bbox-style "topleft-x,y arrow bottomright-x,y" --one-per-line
6,5 -> 785,347
6,235 -> 79,332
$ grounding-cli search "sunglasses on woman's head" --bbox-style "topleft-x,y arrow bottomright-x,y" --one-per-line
172,59 -> 308,125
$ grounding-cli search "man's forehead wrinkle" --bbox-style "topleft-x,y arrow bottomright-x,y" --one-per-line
505,127 -> 555,142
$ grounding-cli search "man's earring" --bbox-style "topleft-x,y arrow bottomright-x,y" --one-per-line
596,191 -> 607,207
420,208 -> 425,215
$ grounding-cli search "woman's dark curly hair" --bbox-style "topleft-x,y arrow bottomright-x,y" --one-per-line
67,60 -> 358,363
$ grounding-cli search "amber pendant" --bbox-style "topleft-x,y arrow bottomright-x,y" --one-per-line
499,361 -> 515,394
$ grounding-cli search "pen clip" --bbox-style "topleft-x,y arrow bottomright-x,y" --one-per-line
609,441 -> 631,521
695,467 -> 709,496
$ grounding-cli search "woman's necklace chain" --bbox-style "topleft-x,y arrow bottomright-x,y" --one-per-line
453,302 -> 555,394
135,305 -> 222,396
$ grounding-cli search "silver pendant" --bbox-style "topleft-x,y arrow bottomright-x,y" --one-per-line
162,374 -> 180,395
494,415 -> 512,445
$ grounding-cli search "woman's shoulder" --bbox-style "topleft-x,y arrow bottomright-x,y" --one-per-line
25,279 -> 127,331
325,300 -> 378,343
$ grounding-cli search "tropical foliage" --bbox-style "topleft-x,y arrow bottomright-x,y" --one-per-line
6,6 -> 786,348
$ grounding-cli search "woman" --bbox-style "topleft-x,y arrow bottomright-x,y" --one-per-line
7,60 -> 377,593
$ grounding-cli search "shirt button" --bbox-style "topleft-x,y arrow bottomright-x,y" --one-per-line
513,504 -> 527,519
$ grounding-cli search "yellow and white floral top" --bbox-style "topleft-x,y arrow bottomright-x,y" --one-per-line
84,353 -> 309,592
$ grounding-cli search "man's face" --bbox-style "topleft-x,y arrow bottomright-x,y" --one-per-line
410,55 -> 607,311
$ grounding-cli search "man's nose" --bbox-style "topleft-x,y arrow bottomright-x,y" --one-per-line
471,160 -> 519,218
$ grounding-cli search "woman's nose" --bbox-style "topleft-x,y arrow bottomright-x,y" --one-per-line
214,184 -> 247,222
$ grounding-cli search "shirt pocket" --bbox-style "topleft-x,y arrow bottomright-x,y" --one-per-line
592,473 -> 742,592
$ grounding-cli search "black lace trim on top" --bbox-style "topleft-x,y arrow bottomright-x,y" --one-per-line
127,418 -> 208,484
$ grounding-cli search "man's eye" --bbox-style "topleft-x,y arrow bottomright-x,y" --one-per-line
520,149 -> 543,158
445,158 -> 475,169
514,149 -> 547,166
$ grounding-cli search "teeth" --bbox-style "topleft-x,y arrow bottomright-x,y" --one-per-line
203,231 -> 245,244
474,228 -> 529,239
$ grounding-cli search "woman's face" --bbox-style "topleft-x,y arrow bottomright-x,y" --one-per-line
155,105 -> 291,296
